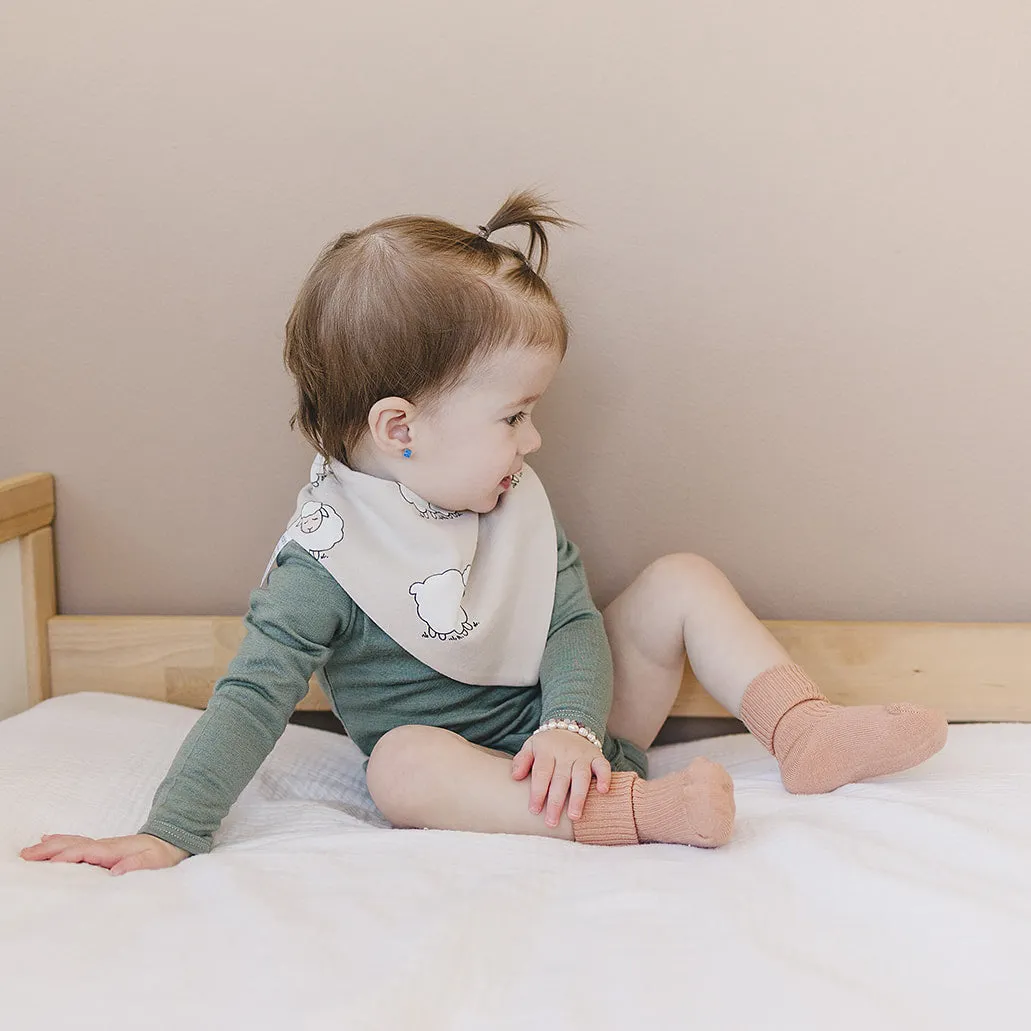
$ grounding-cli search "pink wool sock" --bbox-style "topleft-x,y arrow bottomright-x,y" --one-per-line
572,758 -> 735,848
739,663 -> 949,794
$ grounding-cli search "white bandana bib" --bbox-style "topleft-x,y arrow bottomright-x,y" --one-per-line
262,456 -> 558,686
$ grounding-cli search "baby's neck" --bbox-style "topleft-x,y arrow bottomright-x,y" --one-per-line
345,442 -> 396,483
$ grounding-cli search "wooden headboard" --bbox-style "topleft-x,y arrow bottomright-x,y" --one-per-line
0,473 -> 56,719
3,472 -> 1030,722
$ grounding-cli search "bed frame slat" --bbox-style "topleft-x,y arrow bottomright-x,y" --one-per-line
21,528 -> 56,706
48,616 -> 332,711
47,615 -> 1031,721
674,620 -> 1031,719
0,473 -> 55,546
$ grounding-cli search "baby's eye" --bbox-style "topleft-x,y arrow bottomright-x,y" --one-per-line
505,411 -> 527,426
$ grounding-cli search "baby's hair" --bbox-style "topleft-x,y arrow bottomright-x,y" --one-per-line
284,190 -> 573,462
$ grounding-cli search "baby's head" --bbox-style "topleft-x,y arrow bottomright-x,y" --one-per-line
284,191 -> 571,513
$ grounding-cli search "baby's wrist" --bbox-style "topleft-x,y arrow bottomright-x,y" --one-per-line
533,718 -> 603,751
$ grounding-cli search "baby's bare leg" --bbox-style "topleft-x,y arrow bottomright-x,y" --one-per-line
365,723 -> 735,848
604,553 -> 947,793
604,553 -> 789,750
366,724 -> 574,839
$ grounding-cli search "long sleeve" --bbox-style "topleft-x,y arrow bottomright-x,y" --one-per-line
537,520 -> 613,742
139,544 -> 350,855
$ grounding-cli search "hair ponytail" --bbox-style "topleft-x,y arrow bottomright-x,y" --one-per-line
474,190 -> 574,275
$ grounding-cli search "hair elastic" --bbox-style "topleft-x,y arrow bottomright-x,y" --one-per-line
477,225 -> 491,239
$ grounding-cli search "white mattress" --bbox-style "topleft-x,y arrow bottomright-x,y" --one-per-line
2,693 -> 1030,1030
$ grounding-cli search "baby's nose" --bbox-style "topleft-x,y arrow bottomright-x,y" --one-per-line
521,424 -> 542,455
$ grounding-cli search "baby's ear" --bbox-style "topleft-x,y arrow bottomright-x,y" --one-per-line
368,397 -> 413,456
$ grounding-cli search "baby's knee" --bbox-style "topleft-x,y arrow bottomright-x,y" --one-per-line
640,552 -> 726,599
366,724 -> 436,823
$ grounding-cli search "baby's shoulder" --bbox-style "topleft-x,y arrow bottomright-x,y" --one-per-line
272,540 -> 351,590
257,541 -> 357,628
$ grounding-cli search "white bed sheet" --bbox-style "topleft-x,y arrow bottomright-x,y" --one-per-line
2,692 -> 1030,1030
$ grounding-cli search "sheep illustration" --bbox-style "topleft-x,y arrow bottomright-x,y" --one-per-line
310,458 -> 331,487
409,565 -> 476,639
292,500 -> 344,559
398,483 -> 465,521
398,483 -> 430,513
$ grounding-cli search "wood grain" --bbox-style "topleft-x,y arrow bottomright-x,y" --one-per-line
672,620 -> 1031,721
0,473 -> 55,545
48,614 -> 1031,721
21,528 -> 56,706
49,616 -> 332,711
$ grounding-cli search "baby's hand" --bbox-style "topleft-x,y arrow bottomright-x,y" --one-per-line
511,728 -> 611,827
19,833 -> 189,876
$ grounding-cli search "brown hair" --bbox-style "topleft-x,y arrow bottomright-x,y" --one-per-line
284,190 -> 573,461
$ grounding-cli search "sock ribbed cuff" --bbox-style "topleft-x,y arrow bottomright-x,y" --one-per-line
572,772 -> 640,846
738,664 -> 826,754
631,774 -> 687,845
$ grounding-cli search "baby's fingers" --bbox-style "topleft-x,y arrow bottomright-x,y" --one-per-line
544,767 -> 572,828
20,834 -> 91,861
42,841 -> 121,869
567,759 -> 595,821
591,755 -> 612,794
529,755 -> 555,815
511,742 -> 533,781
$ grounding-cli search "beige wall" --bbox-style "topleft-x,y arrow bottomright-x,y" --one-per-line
2,2 -> 1029,621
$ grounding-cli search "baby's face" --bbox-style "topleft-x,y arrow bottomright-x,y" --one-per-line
405,345 -> 562,514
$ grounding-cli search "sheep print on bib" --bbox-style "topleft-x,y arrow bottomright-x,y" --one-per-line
261,456 -> 558,686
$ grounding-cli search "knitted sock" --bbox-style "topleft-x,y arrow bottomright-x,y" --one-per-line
572,758 -> 735,848
739,663 -> 949,794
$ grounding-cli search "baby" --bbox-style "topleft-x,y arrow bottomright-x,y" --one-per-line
22,191 -> 948,874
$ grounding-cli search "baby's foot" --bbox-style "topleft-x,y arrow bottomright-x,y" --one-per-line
632,757 -> 736,848
773,700 -> 948,794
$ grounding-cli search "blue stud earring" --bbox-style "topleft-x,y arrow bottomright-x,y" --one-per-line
402,448 -> 412,459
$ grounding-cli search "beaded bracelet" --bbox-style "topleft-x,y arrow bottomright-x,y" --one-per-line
532,718 -> 603,750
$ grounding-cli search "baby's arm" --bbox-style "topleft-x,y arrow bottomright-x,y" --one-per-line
21,543 -> 347,870
139,545 -> 344,854
511,519 -> 614,826
536,518 -> 614,742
